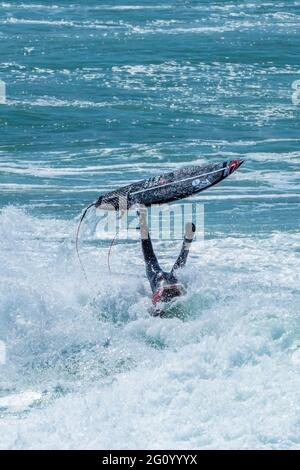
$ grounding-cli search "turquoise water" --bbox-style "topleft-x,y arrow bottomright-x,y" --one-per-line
0,0 -> 300,450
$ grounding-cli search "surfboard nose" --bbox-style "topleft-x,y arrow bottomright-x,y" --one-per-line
229,159 -> 244,174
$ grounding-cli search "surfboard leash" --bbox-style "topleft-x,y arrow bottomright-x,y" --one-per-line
107,231 -> 118,274
107,210 -> 126,274
75,202 -> 96,282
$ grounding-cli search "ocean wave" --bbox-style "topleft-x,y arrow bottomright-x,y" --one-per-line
1,17 -> 117,29
0,3 -> 172,11
0,206 -> 300,448
0,2 -> 61,9
8,97 -> 115,108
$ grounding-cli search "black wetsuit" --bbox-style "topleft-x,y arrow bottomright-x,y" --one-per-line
141,223 -> 195,294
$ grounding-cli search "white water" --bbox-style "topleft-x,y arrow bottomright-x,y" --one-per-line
1,206 -> 300,449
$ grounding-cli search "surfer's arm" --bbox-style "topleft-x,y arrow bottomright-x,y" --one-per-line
172,223 -> 196,272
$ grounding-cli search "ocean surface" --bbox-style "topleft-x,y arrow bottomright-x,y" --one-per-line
0,0 -> 300,450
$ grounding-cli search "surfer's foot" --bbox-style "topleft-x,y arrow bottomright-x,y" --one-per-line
184,222 -> 196,242
137,208 -> 150,240
137,207 -> 147,222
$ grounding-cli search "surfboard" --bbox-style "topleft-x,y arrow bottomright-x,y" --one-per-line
95,160 -> 243,211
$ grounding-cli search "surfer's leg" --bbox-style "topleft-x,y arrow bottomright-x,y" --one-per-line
172,223 -> 196,272
138,210 -> 162,290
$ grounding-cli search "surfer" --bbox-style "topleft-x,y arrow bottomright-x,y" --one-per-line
138,209 -> 195,316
